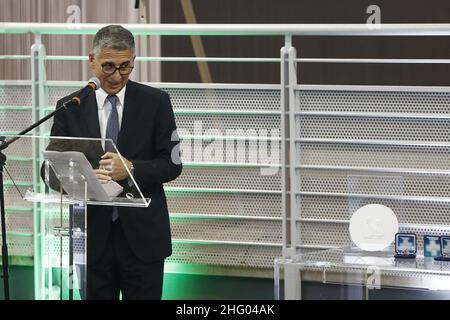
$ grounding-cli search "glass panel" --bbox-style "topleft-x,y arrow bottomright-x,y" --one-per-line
43,158 -> 86,300
276,247 -> 450,300
11,135 -> 150,207
0,134 -> 149,300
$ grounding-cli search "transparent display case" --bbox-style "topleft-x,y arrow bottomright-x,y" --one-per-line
275,246 -> 450,300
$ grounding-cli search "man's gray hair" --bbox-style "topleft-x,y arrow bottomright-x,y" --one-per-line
92,25 -> 135,57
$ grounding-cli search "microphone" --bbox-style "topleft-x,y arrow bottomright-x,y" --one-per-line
1,77 -> 100,150
71,77 -> 100,106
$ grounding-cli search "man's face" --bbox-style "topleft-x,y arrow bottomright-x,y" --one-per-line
89,48 -> 135,95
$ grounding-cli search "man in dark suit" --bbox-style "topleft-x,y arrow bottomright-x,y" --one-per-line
47,25 -> 182,299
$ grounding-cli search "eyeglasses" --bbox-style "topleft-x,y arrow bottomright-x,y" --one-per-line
101,63 -> 134,75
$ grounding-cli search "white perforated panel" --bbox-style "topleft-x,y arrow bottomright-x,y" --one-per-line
5,160 -> 33,182
294,88 -> 450,255
44,235 -> 70,266
5,211 -> 33,234
7,82 -> 450,274
3,138 -> 33,158
176,114 -> 280,135
171,218 -> 282,244
36,84 -> 283,272
47,86 -> 281,112
0,86 -> 32,106
298,222 -> 350,248
0,110 -> 32,132
298,169 -> 450,198
167,167 -> 281,191
3,234 -> 33,257
4,185 -> 32,208
299,195 -> 450,226
47,87 -> 78,106
167,191 -> 281,218
166,88 -> 280,111
168,243 -> 281,268
299,142 -> 450,170
297,116 -> 450,142
298,90 -> 450,114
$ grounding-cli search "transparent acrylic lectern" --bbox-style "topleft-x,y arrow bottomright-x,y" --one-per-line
8,135 -> 151,300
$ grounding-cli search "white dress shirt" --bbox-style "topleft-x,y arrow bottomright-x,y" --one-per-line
95,86 -> 126,150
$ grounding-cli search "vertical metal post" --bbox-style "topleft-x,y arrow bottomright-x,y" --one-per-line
284,262 -> 302,300
288,44 -> 299,252
128,0 -> 141,82
273,258 -> 281,300
0,151 -> 10,300
81,0 -> 88,81
280,35 -> 295,257
31,33 -> 47,300
138,0 -> 149,83
148,0 -> 161,82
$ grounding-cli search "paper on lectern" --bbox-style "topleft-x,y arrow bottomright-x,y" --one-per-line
43,150 -> 123,201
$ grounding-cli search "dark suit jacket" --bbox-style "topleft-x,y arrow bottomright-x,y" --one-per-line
45,80 -> 182,264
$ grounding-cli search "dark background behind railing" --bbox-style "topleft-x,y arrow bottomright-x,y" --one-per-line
161,0 -> 450,85
2,0 -> 450,85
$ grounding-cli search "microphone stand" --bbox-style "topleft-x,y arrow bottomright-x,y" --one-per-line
0,100 -> 73,300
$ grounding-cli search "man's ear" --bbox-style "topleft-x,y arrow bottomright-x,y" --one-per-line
88,53 -> 95,69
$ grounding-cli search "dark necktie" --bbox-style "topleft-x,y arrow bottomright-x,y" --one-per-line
105,95 -> 120,221
105,95 -> 119,152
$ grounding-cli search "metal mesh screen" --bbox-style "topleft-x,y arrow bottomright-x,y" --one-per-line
0,85 -> 35,255
167,191 -> 281,218
299,90 -> 450,114
299,195 -> 450,226
4,82 -> 450,271
4,186 -> 31,208
0,86 -> 32,106
1,234 -> 33,257
176,114 -> 280,135
166,88 -> 280,111
5,160 -> 33,181
171,218 -> 282,244
162,86 -> 282,268
168,243 -> 281,268
0,83 -> 283,271
5,211 -> 33,233
298,222 -> 350,248
0,109 -> 32,132
298,116 -> 450,142
299,142 -> 450,170
167,167 -> 281,191
298,170 -> 450,198
295,87 -> 450,255
3,136 -> 33,158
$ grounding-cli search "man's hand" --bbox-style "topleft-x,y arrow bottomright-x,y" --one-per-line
93,168 -> 112,184
99,152 -> 132,181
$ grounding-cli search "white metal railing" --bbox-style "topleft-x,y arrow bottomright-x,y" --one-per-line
3,22 -> 450,35
4,23 -> 450,67
0,24 -> 289,286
